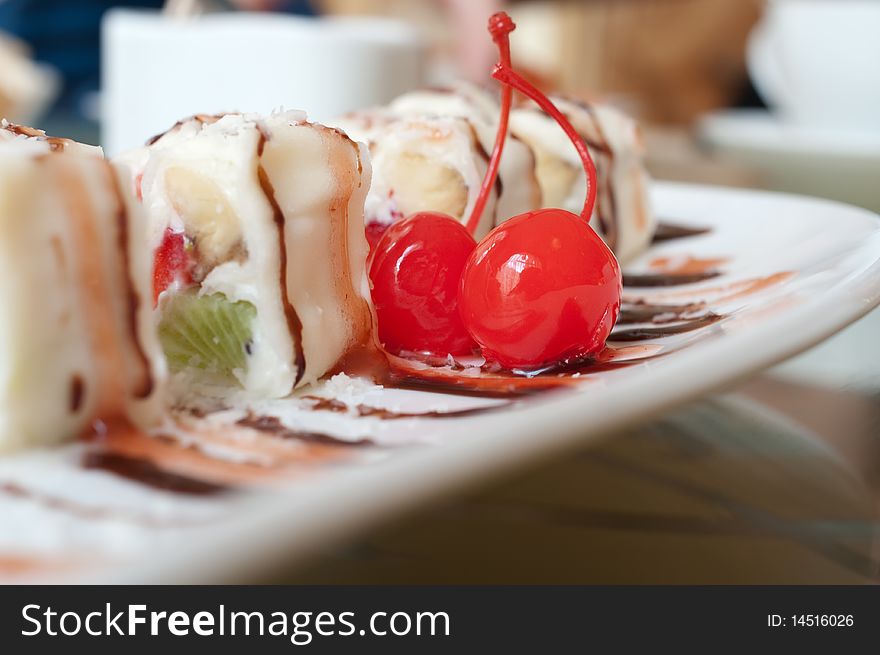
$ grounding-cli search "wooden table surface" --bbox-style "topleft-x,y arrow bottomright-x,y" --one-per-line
274,372 -> 878,584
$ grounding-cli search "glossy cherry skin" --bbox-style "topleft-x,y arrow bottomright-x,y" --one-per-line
369,211 -> 478,356
152,227 -> 193,306
459,208 -> 622,369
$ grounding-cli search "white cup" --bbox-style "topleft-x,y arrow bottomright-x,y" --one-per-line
102,9 -> 425,155
747,0 -> 880,131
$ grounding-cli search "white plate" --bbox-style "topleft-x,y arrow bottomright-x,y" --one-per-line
3,182 -> 880,583
697,109 -> 880,212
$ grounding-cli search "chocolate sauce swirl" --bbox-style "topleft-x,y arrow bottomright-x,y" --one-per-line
82,452 -> 228,496
109,165 -> 154,398
622,270 -> 722,287
255,129 -> 307,389
651,222 -> 711,243
610,313 -> 722,341
236,413 -> 374,447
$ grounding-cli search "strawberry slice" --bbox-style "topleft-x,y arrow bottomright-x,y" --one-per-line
365,221 -> 389,253
153,227 -> 193,306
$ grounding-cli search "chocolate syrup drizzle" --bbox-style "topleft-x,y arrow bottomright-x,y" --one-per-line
69,375 -> 85,413
387,375 -> 555,398
579,102 -> 617,252
255,128 -> 307,388
82,451 -> 228,496
109,165 -> 154,398
302,395 -> 511,420
652,222 -> 712,243
618,301 -> 707,325
610,313 -> 723,342
622,270 -> 722,288
236,413 -> 374,447
2,122 -> 71,151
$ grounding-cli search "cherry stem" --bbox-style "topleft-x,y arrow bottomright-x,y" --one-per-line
464,12 -> 515,236
492,65 -> 598,221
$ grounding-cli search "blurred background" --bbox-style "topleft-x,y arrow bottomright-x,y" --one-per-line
1,0 -> 878,582
2,0 -> 878,208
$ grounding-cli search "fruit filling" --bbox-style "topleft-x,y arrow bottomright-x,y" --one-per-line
157,290 -> 256,383
152,166 -> 254,387
164,166 -> 247,273
152,227 -> 194,305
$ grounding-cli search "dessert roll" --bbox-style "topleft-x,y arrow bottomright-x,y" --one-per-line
335,111 -> 499,240
388,83 -> 542,221
0,122 -> 163,452
114,112 -> 374,398
510,98 -> 655,264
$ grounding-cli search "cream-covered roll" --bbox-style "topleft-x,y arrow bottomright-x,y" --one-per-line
114,112 -> 374,399
362,84 -> 653,263
334,111 -> 499,240
510,98 -> 655,264
388,83 -> 541,221
0,122 -> 164,452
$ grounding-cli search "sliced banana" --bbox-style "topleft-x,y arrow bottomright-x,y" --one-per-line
385,152 -> 469,220
529,144 -> 580,209
164,165 -> 245,268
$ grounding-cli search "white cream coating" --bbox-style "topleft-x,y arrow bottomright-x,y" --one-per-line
259,114 -> 374,386
509,99 -> 655,264
115,111 -> 374,398
0,143 -> 92,451
0,127 -> 165,452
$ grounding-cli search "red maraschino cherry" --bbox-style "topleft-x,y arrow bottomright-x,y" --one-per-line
367,13 -> 516,357
457,12 -> 622,370
369,212 -> 477,355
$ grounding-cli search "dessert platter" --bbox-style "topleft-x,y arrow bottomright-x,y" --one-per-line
1,14 -> 879,582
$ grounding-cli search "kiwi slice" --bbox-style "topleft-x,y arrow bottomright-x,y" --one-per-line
158,290 -> 257,383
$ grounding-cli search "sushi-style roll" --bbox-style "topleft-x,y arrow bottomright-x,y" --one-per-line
0,122 -> 164,452
114,112 -> 375,399
334,111 -> 500,242
510,98 -> 655,264
355,84 -> 654,264
388,83 -> 542,222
